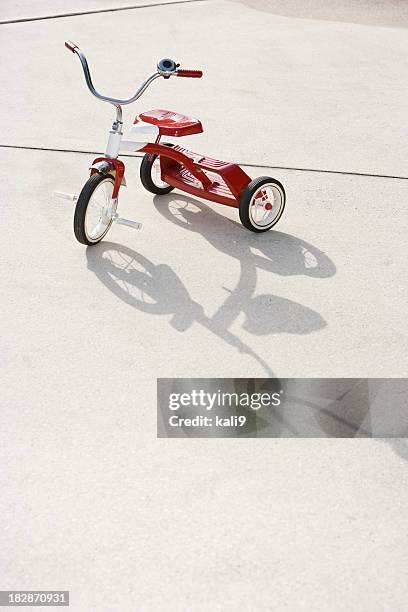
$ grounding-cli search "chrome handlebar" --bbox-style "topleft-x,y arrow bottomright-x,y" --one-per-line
65,41 -> 176,124
76,49 -> 161,106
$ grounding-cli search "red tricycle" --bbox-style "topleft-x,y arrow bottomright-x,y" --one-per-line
64,41 -> 286,245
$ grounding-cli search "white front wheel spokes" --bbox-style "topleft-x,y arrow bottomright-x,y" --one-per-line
85,178 -> 114,241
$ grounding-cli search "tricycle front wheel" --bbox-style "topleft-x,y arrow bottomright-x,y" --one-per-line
239,176 -> 286,232
73,173 -> 115,245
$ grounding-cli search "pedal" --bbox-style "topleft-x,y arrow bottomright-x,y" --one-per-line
53,190 -> 78,202
112,215 -> 142,230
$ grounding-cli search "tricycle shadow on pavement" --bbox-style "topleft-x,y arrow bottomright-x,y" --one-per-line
153,193 -> 336,279
86,198 -> 332,374
387,440 -> 408,462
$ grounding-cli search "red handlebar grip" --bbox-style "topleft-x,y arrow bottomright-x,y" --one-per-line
176,69 -> 203,78
65,40 -> 79,53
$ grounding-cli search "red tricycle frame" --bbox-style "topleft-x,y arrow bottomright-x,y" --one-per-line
65,40 -> 286,245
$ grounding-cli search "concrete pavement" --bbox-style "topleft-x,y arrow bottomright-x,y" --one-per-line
1,0 -> 408,175
1,1 -> 408,610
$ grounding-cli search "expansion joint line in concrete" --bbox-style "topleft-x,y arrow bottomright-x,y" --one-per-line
1,143 -> 407,181
0,0 -> 208,25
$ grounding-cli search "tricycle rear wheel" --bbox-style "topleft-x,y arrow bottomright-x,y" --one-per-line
239,176 -> 286,232
140,143 -> 175,195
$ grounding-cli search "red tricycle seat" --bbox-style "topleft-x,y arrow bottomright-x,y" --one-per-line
136,109 -> 203,137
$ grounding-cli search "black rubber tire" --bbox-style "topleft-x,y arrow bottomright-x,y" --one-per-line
73,173 -> 115,246
140,142 -> 175,195
239,176 -> 286,233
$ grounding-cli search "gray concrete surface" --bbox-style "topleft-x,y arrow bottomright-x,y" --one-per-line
1,0 -> 408,176
1,1 -> 408,610
0,0 -> 193,22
